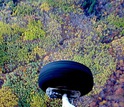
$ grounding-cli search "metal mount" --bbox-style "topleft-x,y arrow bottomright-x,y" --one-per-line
46,87 -> 81,107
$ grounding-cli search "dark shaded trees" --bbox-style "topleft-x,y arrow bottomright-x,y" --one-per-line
12,0 -> 18,5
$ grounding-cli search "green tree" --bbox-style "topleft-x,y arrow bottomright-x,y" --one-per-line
73,35 -> 116,95
22,20 -> 46,40
3,62 -> 45,107
107,14 -> 124,35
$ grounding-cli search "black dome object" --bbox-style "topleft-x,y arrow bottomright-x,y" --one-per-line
38,60 -> 94,96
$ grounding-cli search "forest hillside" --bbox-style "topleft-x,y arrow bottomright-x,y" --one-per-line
0,0 -> 124,107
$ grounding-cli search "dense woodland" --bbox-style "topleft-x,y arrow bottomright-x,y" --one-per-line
0,0 -> 124,107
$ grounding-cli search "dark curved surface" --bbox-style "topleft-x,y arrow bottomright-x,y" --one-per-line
38,60 -> 94,96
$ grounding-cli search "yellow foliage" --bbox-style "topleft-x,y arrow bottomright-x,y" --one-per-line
112,37 -> 124,46
0,21 -> 12,36
30,94 -> 47,107
22,20 -> 45,40
99,100 -> 107,105
33,46 -> 46,57
0,87 -> 18,107
40,2 -> 50,12
0,21 -> 25,40
11,24 -> 25,34
111,37 -> 124,55
0,35 -> 3,44
0,67 -> 2,74
18,66 -> 27,72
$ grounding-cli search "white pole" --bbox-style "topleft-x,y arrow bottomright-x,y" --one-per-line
62,94 -> 75,107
